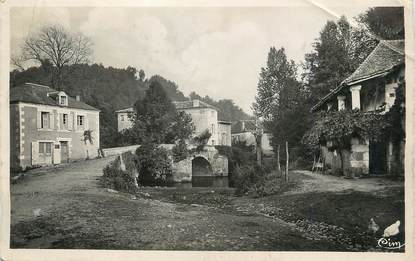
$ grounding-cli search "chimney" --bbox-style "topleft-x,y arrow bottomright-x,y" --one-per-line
193,99 -> 200,107
75,95 -> 81,102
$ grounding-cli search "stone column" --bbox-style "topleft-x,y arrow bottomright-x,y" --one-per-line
337,96 -> 346,111
350,85 -> 362,110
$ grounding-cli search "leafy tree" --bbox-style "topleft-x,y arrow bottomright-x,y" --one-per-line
253,47 -> 297,121
302,16 -> 377,103
358,7 -> 404,40
135,143 -> 172,185
253,47 -> 310,157
130,80 -> 194,144
139,69 -> 146,81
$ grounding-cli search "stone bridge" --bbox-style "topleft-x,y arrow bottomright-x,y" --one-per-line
102,144 -> 228,183
170,145 -> 228,182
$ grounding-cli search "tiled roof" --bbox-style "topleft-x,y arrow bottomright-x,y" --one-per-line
344,40 -> 404,84
10,83 -> 99,111
311,40 -> 405,112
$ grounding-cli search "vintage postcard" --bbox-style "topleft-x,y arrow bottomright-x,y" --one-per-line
0,0 -> 414,260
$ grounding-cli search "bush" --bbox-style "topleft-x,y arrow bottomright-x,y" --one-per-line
135,143 -> 172,186
215,144 -> 256,187
233,164 -> 268,196
102,152 -> 138,193
172,139 -> 189,162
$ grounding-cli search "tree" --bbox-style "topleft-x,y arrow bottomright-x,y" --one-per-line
358,7 -> 404,40
253,47 -> 311,160
302,16 -> 377,103
253,47 -> 297,121
131,80 -> 194,144
18,25 -> 92,89
139,69 -> 146,81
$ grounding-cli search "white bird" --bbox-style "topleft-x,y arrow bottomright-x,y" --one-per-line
383,220 -> 400,237
368,218 -> 380,234
33,208 -> 41,217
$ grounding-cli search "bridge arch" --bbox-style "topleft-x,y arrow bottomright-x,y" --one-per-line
192,156 -> 213,176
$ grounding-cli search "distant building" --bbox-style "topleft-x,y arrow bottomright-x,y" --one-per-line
115,107 -> 134,132
116,99 -> 232,146
231,120 -> 274,156
311,40 -> 405,176
10,83 -> 100,169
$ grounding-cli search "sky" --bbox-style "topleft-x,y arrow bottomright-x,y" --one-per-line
10,5 -> 378,114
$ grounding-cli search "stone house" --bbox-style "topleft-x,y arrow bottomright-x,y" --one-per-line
116,99 -> 232,146
10,83 -> 100,169
311,40 -> 405,176
231,120 -> 274,156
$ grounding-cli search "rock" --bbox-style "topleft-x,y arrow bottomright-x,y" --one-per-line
107,188 -> 119,194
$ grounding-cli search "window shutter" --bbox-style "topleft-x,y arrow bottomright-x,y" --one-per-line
31,141 -> 39,165
68,112 -> 73,130
49,112 -> 54,129
84,115 -> 89,130
37,110 -> 41,129
59,113 -> 63,129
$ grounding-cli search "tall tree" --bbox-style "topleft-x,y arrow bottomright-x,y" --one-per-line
253,47 -> 310,152
253,47 -> 297,121
16,25 -> 92,89
358,7 -> 404,40
302,16 -> 377,103
130,80 -> 193,144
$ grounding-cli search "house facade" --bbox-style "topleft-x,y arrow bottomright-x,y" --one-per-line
116,99 -> 232,146
10,83 -> 100,169
231,120 -> 274,156
311,40 -> 405,176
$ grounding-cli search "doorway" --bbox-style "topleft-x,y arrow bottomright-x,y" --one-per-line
369,141 -> 387,175
60,141 -> 69,163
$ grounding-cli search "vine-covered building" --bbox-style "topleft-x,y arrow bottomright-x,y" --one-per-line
10,83 -> 100,170
311,40 -> 405,176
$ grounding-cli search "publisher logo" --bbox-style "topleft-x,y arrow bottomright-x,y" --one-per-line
377,237 -> 405,250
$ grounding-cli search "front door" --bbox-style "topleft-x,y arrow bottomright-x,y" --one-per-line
369,141 -> 387,175
60,141 -> 69,163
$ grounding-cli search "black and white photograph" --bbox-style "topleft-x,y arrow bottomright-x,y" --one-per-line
1,0 -> 414,259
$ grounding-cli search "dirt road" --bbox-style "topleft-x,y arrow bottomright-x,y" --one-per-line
10,158 -> 404,251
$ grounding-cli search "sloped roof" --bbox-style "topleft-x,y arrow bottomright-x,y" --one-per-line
344,40 -> 404,84
10,83 -> 99,111
311,40 -> 405,112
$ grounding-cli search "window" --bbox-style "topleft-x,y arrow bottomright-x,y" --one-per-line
121,115 -> 125,121
211,140 -> 215,145
389,93 -> 395,97
60,95 -> 67,105
77,115 -> 84,127
62,114 -> 68,129
39,142 -> 52,156
41,112 -> 50,129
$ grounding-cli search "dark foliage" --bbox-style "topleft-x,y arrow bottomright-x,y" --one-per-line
135,143 -> 172,186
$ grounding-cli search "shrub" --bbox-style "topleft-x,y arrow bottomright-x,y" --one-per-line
101,152 -> 138,193
233,164 -> 268,196
135,142 -> 172,186
215,144 -> 256,187
172,139 -> 189,162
